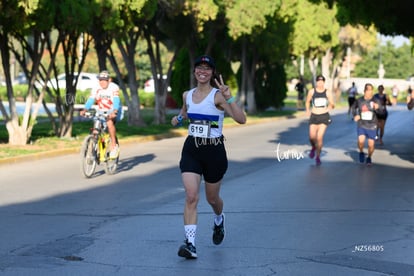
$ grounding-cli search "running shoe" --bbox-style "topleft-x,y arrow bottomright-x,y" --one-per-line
177,240 -> 197,259
359,152 -> 365,163
309,148 -> 316,159
109,145 -> 119,159
315,156 -> 321,166
366,157 -> 372,166
212,215 -> 225,245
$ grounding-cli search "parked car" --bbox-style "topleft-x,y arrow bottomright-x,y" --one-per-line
36,72 -> 98,91
0,73 -> 27,86
144,78 -> 155,93
14,72 -> 28,85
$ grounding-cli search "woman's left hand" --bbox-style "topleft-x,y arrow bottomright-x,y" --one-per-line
214,74 -> 231,100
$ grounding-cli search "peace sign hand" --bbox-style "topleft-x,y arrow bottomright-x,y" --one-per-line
214,74 -> 231,100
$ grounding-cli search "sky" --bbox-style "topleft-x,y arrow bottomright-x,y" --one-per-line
380,35 -> 411,47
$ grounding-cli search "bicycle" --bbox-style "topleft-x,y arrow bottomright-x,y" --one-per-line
80,110 -> 119,178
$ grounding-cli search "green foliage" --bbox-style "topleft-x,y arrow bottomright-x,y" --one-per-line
183,0 -> 219,32
284,60 -> 314,81
255,62 -> 287,110
170,49 -> 191,107
0,1 -> 31,32
170,43 -> 237,108
38,0 -> 95,31
2,0 -> 413,143
225,0 -> 281,39
331,0 -> 414,37
290,0 -> 340,57
139,92 -> 155,108
354,43 -> 414,78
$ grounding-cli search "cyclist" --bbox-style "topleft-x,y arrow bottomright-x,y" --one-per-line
80,70 -> 121,158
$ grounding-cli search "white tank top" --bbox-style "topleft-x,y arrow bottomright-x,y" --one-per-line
186,88 -> 224,138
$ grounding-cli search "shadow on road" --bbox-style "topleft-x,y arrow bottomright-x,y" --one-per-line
268,105 -> 414,164
116,153 -> 156,173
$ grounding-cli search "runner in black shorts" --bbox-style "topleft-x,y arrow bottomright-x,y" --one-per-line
373,85 -> 391,145
305,74 -> 335,166
171,55 -> 246,259
347,82 -> 357,118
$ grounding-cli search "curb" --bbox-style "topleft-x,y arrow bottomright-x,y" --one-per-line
0,129 -> 189,166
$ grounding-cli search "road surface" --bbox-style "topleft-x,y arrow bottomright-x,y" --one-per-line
1,105 -> 414,275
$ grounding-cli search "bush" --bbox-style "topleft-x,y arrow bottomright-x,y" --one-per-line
255,62 -> 287,111
139,92 -> 155,108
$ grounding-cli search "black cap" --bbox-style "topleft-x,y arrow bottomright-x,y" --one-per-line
194,55 -> 215,69
316,75 -> 325,81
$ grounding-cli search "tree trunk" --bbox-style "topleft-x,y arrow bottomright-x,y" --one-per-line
126,63 -> 145,127
246,72 -> 257,114
60,105 -> 74,138
127,98 -> 145,126
115,33 -> 145,127
143,26 -> 176,125
308,57 -> 318,88
0,32 -> 27,145
321,48 -> 331,81
242,40 -> 257,114
239,39 -> 248,110
6,121 -> 28,145
154,85 -> 167,124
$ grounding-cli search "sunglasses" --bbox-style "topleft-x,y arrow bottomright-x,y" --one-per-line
195,65 -> 213,71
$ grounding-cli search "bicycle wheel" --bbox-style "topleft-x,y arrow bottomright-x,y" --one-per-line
80,135 -> 97,178
104,136 -> 119,175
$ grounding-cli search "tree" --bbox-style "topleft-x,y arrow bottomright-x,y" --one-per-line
337,24 -> 378,79
34,0 -> 95,138
354,42 -> 414,79
319,0 -> 414,37
90,0 -> 157,127
225,0 -> 283,113
249,11 -> 292,110
143,1 -> 180,125
8,31 -> 51,143
153,0 -> 223,119
289,0 -> 340,80
0,0 -> 46,145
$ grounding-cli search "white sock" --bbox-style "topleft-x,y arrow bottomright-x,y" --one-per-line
214,213 -> 223,226
184,224 -> 196,245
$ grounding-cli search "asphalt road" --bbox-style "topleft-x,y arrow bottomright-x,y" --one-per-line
1,105 -> 414,276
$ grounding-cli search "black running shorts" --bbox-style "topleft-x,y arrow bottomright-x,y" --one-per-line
179,136 -> 228,183
309,112 -> 331,125
375,111 -> 388,120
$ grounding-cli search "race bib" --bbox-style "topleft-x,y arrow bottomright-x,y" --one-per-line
189,120 -> 211,138
361,111 -> 373,120
314,98 -> 327,108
